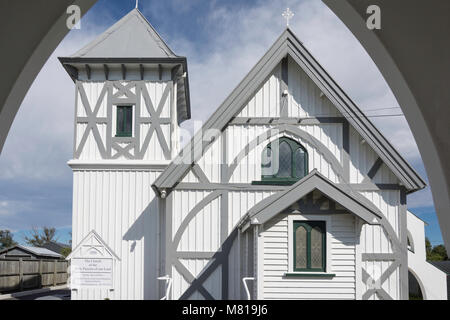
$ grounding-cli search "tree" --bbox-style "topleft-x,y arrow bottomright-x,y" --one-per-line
431,244 -> 448,260
24,227 -> 58,246
425,238 -> 448,261
61,247 -> 72,258
425,237 -> 432,256
60,232 -> 72,258
0,230 -> 17,250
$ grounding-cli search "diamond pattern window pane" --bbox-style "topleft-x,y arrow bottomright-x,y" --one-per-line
261,147 -> 273,176
294,148 -> 306,178
310,226 -> 323,269
277,141 -> 291,177
295,226 -> 307,269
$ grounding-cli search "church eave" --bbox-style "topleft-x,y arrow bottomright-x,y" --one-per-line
238,170 -> 383,228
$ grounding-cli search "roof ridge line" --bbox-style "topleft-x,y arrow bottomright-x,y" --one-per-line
133,8 -> 177,57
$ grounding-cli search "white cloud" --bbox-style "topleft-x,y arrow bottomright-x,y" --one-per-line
0,201 -> 9,216
0,0 -> 434,231
0,26 -> 106,182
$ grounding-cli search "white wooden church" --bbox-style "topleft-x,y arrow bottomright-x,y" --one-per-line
60,8 -> 447,300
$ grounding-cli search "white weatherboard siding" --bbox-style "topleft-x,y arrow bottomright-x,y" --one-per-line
72,169 -> 161,300
261,214 -> 357,300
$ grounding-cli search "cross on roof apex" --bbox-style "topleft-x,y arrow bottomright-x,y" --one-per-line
282,8 -> 294,27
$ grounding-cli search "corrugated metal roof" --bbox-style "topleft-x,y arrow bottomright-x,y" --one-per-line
0,245 -> 62,258
429,261 -> 450,275
71,8 -> 176,59
20,246 -> 62,258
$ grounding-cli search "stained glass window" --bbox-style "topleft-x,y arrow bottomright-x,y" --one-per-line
293,221 -> 325,272
294,148 -> 306,178
261,147 -> 272,176
295,226 -> 307,269
259,137 -> 308,185
278,141 -> 292,177
310,226 -> 323,269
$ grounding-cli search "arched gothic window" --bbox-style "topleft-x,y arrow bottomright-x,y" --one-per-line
256,137 -> 308,185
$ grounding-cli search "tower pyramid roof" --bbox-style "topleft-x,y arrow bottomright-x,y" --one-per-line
71,8 -> 177,59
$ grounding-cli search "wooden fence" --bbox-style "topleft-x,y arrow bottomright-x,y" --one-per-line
0,258 -> 69,293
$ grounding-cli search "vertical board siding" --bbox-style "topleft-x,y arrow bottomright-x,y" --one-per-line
172,266 -> 190,300
237,64 -> 281,117
197,135 -> 222,183
287,57 -> 340,118
172,190 -> 221,252
171,263 -> 222,300
349,127 -> 399,184
228,235 -> 241,299
203,265 -> 222,300
262,214 -> 356,300
139,123 -> 171,160
228,191 -> 276,233
180,169 -> 199,183
72,170 -> 160,300
141,82 -> 171,118
179,259 -> 210,278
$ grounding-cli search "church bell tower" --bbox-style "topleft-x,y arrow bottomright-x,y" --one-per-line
59,8 -> 190,300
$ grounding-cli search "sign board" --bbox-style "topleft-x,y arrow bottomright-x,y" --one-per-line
68,230 -> 120,290
71,258 -> 113,288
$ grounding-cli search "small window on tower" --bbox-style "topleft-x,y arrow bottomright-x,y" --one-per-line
116,106 -> 133,137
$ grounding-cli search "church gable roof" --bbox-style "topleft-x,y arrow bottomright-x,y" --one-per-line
239,170 -> 382,228
153,28 -> 425,193
71,8 -> 176,59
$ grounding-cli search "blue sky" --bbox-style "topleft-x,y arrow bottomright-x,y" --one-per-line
0,0 -> 443,246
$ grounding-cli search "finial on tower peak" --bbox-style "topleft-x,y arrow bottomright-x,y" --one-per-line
282,8 -> 294,27
135,0 -> 139,9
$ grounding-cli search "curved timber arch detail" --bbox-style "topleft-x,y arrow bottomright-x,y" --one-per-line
172,190 -> 223,253
227,124 -> 345,183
